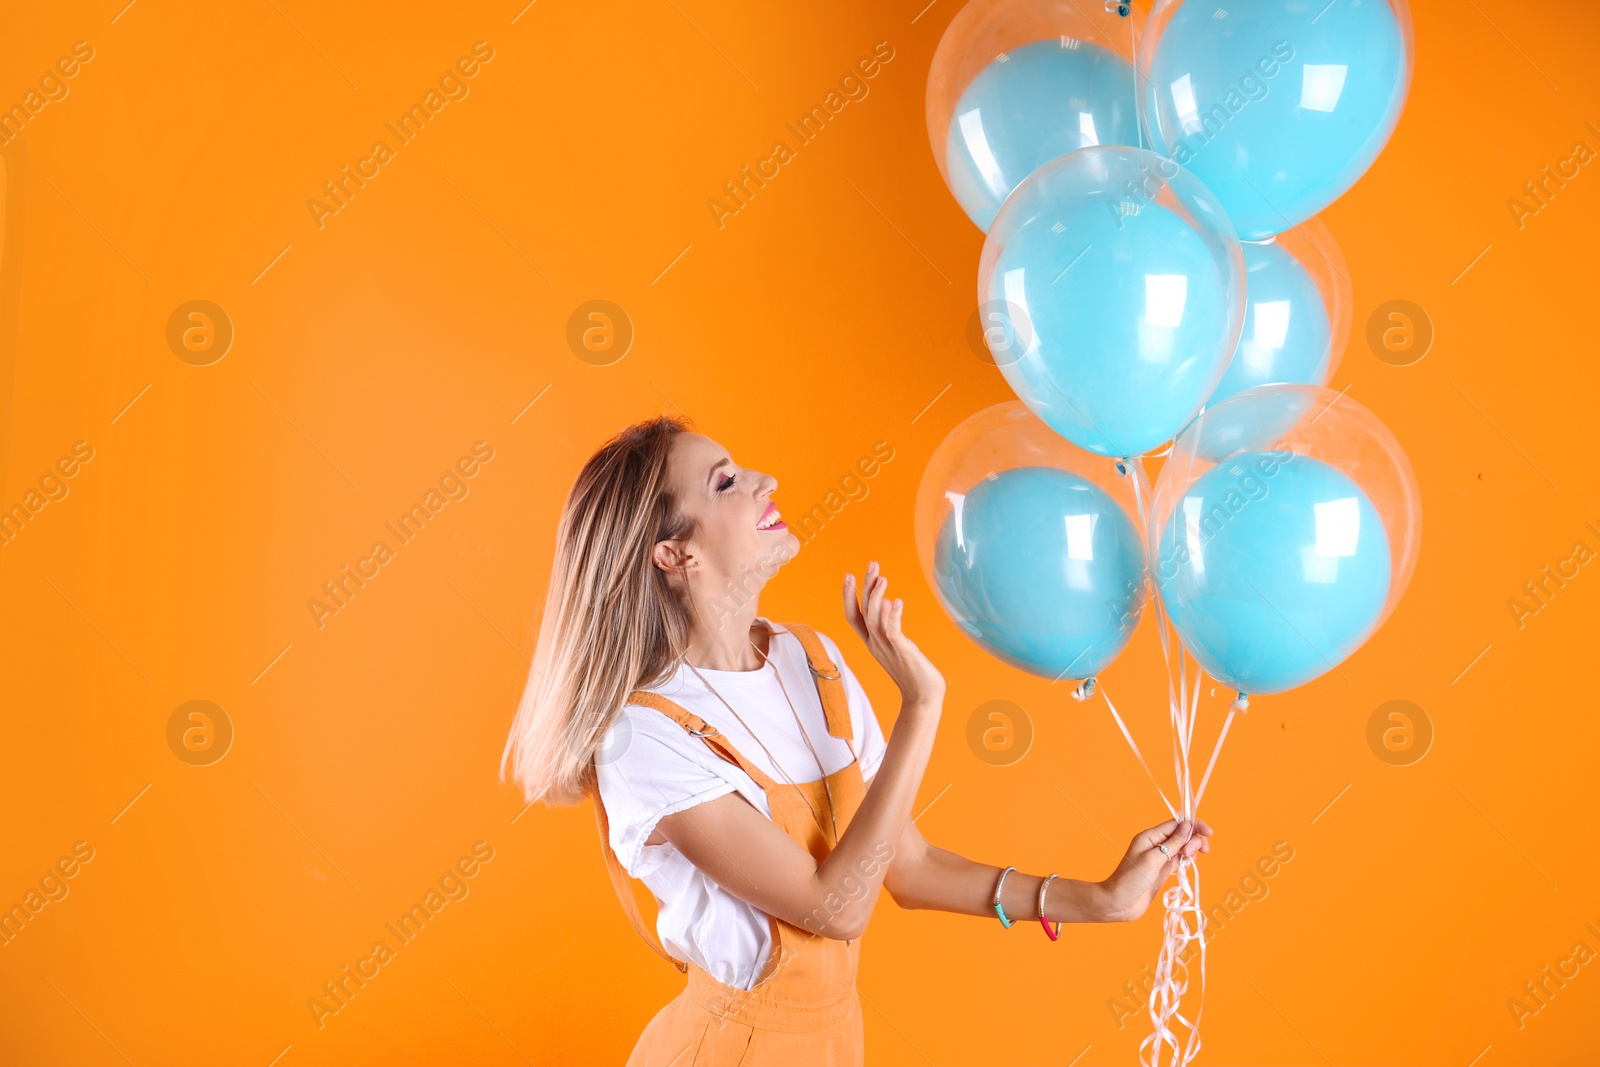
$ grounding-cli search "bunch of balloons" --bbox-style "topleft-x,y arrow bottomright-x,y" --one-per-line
918,2 -> 1420,1063
920,0 -> 1418,704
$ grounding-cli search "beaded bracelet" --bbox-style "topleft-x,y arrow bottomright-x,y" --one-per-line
992,865 -> 1017,928
1037,873 -> 1062,941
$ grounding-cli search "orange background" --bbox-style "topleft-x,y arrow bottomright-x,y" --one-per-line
2,1 -> 1597,1064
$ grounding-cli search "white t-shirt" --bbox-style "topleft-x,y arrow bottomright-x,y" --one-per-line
596,620 -> 887,990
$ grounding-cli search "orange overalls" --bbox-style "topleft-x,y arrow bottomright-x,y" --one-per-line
594,622 -> 868,1066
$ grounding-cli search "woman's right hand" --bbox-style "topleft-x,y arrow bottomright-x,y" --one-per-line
1097,818 -> 1214,922
843,562 -> 945,711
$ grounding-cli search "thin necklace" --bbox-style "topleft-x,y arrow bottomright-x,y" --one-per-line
683,625 -> 841,846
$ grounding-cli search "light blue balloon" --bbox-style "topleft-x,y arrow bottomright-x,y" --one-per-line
982,146 -> 1243,458
1205,239 -> 1332,407
946,38 -> 1139,232
934,466 -> 1147,680
1143,0 -> 1410,239
1152,450 -> 1391,694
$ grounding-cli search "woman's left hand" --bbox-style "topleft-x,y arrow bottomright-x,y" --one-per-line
842,562 -> 945,710
1096,818 -> 1213,922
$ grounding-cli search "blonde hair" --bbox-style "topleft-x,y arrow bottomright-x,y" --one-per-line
500,415 -> 698,806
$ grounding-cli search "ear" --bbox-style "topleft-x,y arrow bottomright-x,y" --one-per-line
652,539 -> 693,574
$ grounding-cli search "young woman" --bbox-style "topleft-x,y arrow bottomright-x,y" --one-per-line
501,415 -> 1212,1065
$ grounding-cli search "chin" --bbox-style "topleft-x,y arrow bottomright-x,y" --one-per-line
760,530 -> 801,570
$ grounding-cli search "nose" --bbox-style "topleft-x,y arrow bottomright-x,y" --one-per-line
755,470 -> 777,498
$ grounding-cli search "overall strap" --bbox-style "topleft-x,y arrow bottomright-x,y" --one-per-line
593,794 -> 686,973
625,690 -> 781,793
780,622 -> 853,741
593,688 -> 786,973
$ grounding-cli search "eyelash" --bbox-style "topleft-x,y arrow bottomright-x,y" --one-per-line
717,473 -> 737,492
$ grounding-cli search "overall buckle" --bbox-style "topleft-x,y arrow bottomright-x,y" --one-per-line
807,662 -> 842,682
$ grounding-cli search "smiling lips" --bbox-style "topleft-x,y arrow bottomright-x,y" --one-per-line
756,502 -> 787,531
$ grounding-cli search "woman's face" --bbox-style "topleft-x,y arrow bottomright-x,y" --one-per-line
658,432 -> 800,586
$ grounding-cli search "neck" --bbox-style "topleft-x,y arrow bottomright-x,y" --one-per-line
682,592 -> 767,671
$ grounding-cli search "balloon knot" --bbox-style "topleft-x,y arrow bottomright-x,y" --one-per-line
1071,677 -> 1097,702
1114,460 -> 1130,477
1232,692 -> 1250,712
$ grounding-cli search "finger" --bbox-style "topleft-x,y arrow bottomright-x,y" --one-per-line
1192,819 -> 1215,837
1168,822 -> 1198,863
863,571 -> 888,637
869,581 -> 890,642
838,575 -> 864,633
1145,820 -> 1192,861
842,574 -> 869,642
889,598 -> 905,637
1137,818 -> 1181,851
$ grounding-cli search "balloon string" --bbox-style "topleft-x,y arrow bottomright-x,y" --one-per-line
1179,670 -> 1201,838
1175,640 -> 1190,814
1123,452 -> 1235,1067
1138,854 -> 1208,1067
1187,667 -> 1202,754
1097,682 -> 1177,821
1137,474 -> 1193,827
1129,459 -> 1186,738
1192,703 -> 1238,814
1130,9 -> 1142,152
1132,459 -> 1190,766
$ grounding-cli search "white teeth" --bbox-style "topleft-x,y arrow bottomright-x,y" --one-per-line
758,508 -> 781,530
